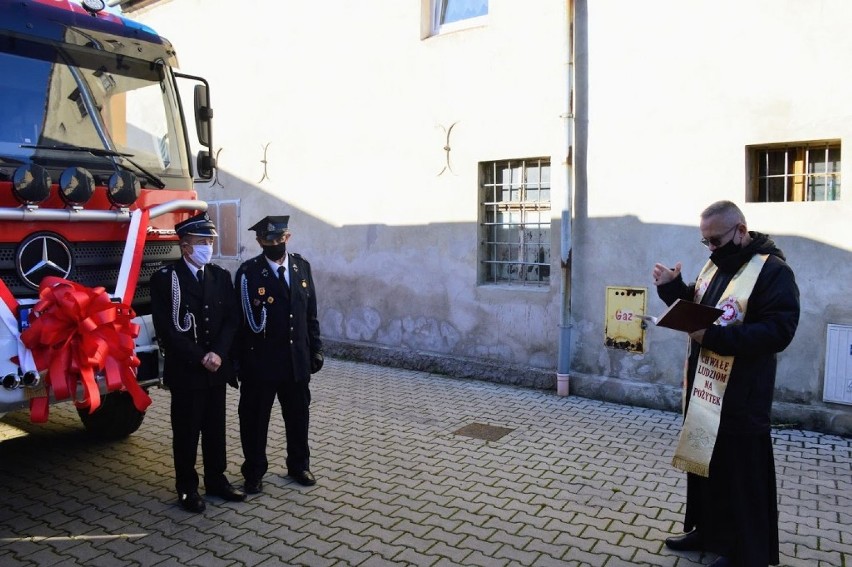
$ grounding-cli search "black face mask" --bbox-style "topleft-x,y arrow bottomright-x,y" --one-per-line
709,239 -> 740,263
262,242 -> 286,261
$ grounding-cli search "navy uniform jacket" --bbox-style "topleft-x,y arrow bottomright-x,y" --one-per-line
150,260 -> 239,390
233,253 -> 322,383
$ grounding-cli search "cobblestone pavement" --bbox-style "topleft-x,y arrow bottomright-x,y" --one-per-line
0,358 -> 849,566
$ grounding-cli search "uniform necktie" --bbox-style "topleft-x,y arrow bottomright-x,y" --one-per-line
196,269 -> 203,285
278,265 -> 288,289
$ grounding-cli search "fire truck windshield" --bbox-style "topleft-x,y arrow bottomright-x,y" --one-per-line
0,37 -> 191,187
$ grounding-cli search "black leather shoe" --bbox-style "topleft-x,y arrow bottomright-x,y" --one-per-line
664,530 -> 704,552
178,492 -> 206,513
206,484 -> 246,502
708,557 -> 731,567
288,470 -> 316,486
244,479 -> 263,494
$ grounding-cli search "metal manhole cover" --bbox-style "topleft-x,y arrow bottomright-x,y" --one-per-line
452,422 -> 514,441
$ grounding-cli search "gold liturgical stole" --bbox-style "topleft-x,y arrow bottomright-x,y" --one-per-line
671,254 -> 768,477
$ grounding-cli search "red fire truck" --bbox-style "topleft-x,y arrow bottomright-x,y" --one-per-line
0,0 -> 214,438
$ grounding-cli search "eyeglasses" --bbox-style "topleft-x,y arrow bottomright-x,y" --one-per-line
700,224 -> 738,248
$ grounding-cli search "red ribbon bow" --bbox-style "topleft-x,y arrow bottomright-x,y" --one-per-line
21,277 -> 151,422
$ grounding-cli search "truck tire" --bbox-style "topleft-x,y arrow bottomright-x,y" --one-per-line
77,391 -> 146,440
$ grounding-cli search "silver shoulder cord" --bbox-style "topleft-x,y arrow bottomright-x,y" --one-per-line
241,273 -> 267,333
171,270 -> 197,341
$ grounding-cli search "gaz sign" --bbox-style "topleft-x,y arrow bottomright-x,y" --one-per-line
605,286 -> 647,353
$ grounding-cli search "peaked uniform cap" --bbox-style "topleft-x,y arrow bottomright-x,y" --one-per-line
175,211 -> 217,237
249,215 -> 290,238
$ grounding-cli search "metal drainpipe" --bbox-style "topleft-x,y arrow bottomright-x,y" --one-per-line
556,0 -> 574,396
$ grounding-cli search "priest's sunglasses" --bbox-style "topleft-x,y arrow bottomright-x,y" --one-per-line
700,224 -> 738,248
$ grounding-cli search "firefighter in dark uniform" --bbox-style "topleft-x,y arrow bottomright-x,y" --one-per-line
150,212 -> 246,513
234,215 -> 323,493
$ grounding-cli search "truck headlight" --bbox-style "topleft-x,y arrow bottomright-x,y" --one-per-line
12,164 -> 52,206
1,373 -> 21,390
58,167 -> 95,207
21,371 -> 41,388
107,171 -> 141,208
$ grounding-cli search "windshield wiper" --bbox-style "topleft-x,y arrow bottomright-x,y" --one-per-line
21,144 -> 167,189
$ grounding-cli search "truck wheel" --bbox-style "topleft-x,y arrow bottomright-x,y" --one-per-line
77,391 -> 146,440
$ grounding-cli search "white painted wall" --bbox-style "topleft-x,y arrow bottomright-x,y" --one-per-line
131,0 -> 568,369
571,0 -> 851,422
128,0 -> 851,430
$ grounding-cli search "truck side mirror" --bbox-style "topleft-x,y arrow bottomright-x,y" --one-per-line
197,150 -> 216,180
194,84 -> 213,148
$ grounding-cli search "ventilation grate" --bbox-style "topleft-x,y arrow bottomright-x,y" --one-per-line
452,422 -> 515,441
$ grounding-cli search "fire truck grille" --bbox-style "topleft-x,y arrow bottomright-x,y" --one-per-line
0,241 -> 181,314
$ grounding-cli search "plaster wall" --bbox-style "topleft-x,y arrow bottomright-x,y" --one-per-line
127,0 -> 852,433
130,0 -> 569,370
569,0 -> 852,432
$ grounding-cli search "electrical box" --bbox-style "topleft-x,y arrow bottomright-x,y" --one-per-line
823,324 -> 852,405
605,286 -> 647,353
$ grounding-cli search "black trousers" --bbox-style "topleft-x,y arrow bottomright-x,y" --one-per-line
170,385 -> 229,494
239,378 -> 311,482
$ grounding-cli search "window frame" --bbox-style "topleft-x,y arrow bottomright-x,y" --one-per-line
431,0 -> 488,36
478,158 -> 552,288
747,141 -> 841,202
204,199 -> 240,260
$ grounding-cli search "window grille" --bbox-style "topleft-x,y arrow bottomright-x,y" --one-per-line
480,158 -> 551,287
748,142 -> 841,202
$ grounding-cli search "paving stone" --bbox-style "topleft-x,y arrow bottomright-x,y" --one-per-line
427,541 -> 473,565
0,358 -> 848,567
420,526 -> 466,547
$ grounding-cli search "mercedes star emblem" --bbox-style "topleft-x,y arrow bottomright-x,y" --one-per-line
16,233 -> 73,289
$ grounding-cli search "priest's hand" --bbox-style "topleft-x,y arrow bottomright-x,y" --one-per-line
653,262 -> 682,286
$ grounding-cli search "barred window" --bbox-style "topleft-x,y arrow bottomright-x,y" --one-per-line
748,142 -> 841,202
480,158 -> 551,287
